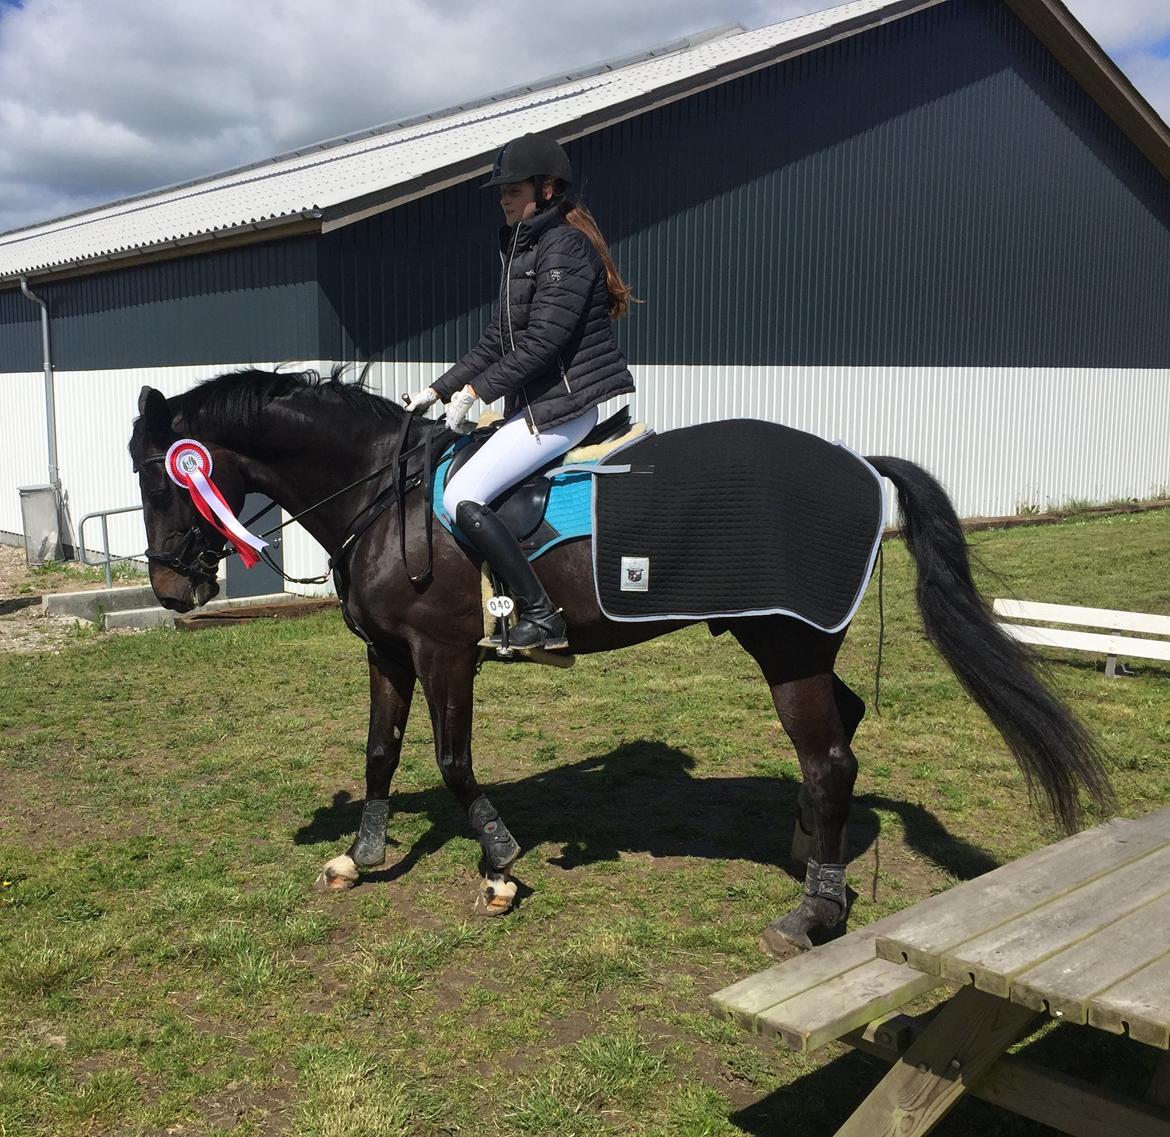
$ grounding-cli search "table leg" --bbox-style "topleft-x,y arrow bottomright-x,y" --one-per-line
834,985 -> 1039,1137
1148,1052 -> 1170,1110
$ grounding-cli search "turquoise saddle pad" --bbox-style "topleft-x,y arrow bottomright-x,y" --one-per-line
433,442 -> 595,561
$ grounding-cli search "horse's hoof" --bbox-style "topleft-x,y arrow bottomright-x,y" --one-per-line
759,918 -> 812,959
315,854 -> 359,892
474,876 -> 517,917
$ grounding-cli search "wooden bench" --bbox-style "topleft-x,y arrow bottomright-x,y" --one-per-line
994,598 -> 1170,677
712,806 -> 1170,1136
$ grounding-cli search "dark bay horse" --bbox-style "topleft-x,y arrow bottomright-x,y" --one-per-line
129,369 -> 1110,953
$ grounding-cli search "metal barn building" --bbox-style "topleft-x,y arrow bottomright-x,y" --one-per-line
3,0 -> 1170,595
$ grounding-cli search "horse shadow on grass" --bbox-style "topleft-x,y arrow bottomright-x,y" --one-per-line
292,741 -> 1000,887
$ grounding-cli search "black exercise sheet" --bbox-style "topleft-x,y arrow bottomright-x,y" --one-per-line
592,419 -> 885,629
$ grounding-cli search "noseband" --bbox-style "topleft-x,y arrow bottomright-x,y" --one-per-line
132,408 -> 437,587
133,453 -> 227,578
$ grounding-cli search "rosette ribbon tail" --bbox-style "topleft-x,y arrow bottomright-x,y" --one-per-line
164,439 -> 269,569
185,469 -> 268,568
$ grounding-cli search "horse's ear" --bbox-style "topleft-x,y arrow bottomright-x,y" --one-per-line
138,386 -> 170,433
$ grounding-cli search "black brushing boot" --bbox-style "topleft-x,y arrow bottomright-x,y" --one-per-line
455,500 -> 569,651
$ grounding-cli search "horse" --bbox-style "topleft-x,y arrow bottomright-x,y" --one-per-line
128,368 -> 1111,954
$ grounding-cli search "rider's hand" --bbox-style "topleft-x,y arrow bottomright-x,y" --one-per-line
406,386 -> 439,411
445,386 -> 477,434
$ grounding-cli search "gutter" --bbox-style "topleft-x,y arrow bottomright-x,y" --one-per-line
18,276 -> 60,494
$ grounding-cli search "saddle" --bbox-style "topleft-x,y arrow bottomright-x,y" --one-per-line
437,408 -> 646,554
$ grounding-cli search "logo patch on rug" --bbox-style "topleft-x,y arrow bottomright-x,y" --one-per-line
620,556 -> 650,591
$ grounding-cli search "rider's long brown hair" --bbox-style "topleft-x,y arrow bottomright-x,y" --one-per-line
559,199 -> 637,320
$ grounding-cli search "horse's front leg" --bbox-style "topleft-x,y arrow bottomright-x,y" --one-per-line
417,645 -> 521,915
317,646 -> 415,891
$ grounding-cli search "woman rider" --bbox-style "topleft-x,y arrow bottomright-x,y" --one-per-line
409,133 -> 636,652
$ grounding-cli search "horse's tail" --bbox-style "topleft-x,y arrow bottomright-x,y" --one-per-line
866,455 -> 1112,832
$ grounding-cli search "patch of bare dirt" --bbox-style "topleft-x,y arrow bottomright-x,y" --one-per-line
0,544 -> 146,655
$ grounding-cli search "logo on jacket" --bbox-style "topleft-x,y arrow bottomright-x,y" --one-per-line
620,556 -> 650,592
547,268 -> 563,283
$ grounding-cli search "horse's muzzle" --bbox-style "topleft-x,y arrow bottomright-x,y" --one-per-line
150,564 -> 220,612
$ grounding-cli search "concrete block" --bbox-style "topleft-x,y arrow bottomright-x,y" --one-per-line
104,606 -> 176,630
43,586 -> 159,622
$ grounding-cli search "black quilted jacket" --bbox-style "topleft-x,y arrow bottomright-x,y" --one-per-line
432,207 -> 635,431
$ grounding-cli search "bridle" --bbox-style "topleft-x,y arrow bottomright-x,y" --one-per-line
133,453 -> 228,579
132,408 -> 441,588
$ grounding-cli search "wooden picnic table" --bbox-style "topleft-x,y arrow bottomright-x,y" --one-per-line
713,804 -> 1170,1136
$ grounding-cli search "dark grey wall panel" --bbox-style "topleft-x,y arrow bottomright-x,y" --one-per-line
0,289 -> 42,373
5,0 -> 1170,375
322,0 -> 1170,369
0,238 -> 321,373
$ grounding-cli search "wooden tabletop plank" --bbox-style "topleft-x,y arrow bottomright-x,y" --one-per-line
875,808 -> 1170,974
1089,953 -> 1170,1049
712,917 -> 896,1028
1011,892 -> 1170,1022
752,958 -> 942,1052
928,846 -> 1170,996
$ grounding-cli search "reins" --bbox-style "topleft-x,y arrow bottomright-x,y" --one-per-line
137,409 -> 440,588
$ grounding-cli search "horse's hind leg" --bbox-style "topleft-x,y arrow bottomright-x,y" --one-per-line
790,674 -> 865,867
732,622 -> 860,955
317,646 -> 415,891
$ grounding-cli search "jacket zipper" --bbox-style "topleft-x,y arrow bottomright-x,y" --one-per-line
501,226 -> 541,437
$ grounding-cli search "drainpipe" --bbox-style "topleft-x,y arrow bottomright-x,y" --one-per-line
19,276 -> 60,494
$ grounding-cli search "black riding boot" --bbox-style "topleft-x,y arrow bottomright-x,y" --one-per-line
455,501 -> 569,651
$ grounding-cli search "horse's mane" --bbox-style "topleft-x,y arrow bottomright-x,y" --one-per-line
173,365 -> 406,436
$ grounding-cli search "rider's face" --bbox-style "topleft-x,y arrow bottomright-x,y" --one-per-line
500,181 -> 536,226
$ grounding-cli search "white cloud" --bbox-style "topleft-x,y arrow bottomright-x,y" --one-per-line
1064,0 -> 1170,55
0,0 -> 802,233
0,0 -> 1167,235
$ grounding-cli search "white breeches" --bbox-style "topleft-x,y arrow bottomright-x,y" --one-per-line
442,406 -> 599,518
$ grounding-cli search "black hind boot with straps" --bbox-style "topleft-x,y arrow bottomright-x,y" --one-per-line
455,500 -> 569,651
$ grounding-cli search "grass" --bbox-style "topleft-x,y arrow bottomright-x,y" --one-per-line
1,510 -> 1169,1135
9,556 -> 144,596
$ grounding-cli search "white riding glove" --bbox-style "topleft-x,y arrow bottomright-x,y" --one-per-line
445,386 -> 477,434
406,386 -> 439,411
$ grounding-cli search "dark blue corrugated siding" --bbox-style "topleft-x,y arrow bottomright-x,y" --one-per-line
4,0 -> 1170,375
0,238 -> 321,372
321,0 -> 1170,369
0,289 -> 41,372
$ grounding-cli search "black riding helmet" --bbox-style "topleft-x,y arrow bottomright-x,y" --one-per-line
484,133 -> 572,188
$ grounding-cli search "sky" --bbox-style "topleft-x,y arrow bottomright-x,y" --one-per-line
0,0 -> 1168,236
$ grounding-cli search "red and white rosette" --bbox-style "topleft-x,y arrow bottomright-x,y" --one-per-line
164,439 -> 268,569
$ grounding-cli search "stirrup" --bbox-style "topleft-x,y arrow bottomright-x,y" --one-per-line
490,609 -> 568,652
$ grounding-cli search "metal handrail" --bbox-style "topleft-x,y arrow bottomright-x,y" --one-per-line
78,504 -> 145,589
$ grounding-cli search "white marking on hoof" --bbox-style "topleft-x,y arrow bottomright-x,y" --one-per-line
474,875 -> 517,917
314,854 -> 359,892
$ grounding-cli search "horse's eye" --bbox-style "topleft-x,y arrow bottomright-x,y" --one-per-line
143,482 -> 170,507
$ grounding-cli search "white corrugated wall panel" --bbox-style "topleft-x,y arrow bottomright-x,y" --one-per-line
3,362 -> 1168,593
54,365 -> 237,562
0,372 -> 46,536
625,364 -> 1170,522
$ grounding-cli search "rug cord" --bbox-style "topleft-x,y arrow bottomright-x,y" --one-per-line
875,543 -> 885,716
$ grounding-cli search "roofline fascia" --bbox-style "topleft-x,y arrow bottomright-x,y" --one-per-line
318,0 -> 949,234
0,214 -> 323,290
1000,0 -> 1170,186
